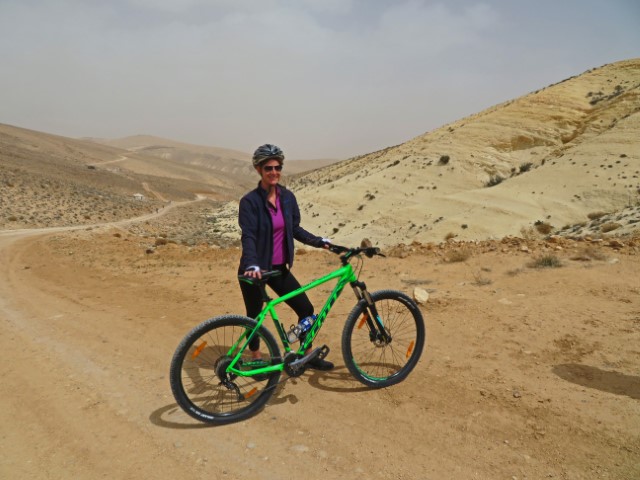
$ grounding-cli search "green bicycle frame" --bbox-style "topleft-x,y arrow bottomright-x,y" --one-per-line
227,262 -> 358,377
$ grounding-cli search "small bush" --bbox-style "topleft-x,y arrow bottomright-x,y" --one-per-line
438,155 -> 450,165
571,247 -> 608,262
519,162 -> 533,173
601,222 -> 621,233
486,175 -> 504,187
534,221 -> 553,235
447,248 -> 471,263
8,215 -> 18,222
528,255 -> 562,269
587,211 -> 607,220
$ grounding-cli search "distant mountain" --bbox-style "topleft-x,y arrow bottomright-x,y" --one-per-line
291,59 -> 640,245
87,134 -> 340,177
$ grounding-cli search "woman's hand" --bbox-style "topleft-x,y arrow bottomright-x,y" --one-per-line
244,266 -> 262,279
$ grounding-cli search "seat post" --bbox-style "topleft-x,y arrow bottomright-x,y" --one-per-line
259,283 -> 272,303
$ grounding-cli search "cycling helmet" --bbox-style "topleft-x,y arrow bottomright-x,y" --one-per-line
252,144 -> 284,167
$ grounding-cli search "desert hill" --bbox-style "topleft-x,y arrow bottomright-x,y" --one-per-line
0,125 -> 257,229
287,59 -> 640,246
2,59 -> 639,246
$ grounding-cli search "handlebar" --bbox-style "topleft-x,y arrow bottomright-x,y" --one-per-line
327,243 -> 385,262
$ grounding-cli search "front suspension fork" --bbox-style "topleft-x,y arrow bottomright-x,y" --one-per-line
351,282 -> 392,343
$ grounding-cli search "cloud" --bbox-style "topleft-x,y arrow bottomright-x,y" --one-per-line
1,1 -> 638,159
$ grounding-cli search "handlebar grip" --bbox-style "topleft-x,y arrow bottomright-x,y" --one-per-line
328,244 -> 349,254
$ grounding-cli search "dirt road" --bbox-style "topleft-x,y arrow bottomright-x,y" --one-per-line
0,227 -> 638,479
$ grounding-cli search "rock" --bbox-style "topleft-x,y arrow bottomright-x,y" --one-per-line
290,444 -> 309,453
520,245 -> 530,253
607,239 -> 624,249
413,288 -> 429,305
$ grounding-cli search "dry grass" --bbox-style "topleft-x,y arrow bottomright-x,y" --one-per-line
570,247 -> 608,262
446,248 -> 472,263
535,222 -> 553,235
601,222 -> 622,233
528,254 -> 562,269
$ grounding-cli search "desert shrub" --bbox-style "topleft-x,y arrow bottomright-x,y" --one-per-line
601,222 -> 621,233
438,155 -> 450,165
444,232 -> 456,241
447,248 -> 471,263
587,211 -> 607,220
8,215 -> 18,221
534,221 -> 553,235
528,255 -> 562,269
519,162 -> 533,173
571,247 -> 608,261
506,268 -> 524,277
155,237 -> 168,246
485,175 -> 504,187
520,226 -> 538,240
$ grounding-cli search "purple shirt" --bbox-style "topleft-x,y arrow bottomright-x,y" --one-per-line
269,194 -> 286,265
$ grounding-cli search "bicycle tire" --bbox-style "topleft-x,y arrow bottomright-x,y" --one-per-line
342,290 -> 425,388
170,315 -> 281,424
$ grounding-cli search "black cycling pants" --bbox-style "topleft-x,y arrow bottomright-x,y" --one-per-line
239,265 -> 314,351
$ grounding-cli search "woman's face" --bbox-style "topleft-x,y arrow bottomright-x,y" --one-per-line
258,158 -> 282,189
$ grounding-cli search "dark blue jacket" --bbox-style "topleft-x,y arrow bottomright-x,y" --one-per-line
238,183 -> 325,272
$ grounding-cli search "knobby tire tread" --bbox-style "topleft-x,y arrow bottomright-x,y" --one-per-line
169,315 -> 281,425
341,290 -> 425,388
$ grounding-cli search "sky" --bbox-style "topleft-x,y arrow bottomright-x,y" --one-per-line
1,1 -> 639,160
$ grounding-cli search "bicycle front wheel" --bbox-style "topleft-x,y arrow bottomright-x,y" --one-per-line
170,315 -> 281,424
342,290 -> 425,388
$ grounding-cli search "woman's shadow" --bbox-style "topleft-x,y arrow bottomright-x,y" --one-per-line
553,364 -> 640,400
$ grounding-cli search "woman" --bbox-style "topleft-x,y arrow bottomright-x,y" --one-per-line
238,144 -> 334,370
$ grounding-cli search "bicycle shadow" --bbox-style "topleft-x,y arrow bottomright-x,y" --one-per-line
149,381 -> 301,429
552,363 -> 640,400
305,365 -> 371,393
150,367 -> 370,429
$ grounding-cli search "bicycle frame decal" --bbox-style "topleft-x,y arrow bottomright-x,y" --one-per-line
227,263 -> 357,376
300,271 -> 353,350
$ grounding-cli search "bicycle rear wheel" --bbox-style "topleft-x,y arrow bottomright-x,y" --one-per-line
170,315 -> 281,424
342,290 -> 425,388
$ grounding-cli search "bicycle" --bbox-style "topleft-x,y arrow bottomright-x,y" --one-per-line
169,244 -> 426,424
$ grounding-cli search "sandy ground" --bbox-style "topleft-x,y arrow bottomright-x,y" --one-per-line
0,222 -> 639,480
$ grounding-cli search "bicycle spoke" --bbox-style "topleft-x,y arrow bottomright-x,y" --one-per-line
170,316 -> 282,424
343,291 -> 425,387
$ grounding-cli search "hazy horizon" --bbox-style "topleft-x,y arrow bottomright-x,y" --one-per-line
1,0 -> 639,160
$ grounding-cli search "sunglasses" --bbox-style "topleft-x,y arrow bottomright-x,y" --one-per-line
262,165 -> 283,172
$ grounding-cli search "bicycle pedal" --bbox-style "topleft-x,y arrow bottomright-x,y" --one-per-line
317,345 -> 330,360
